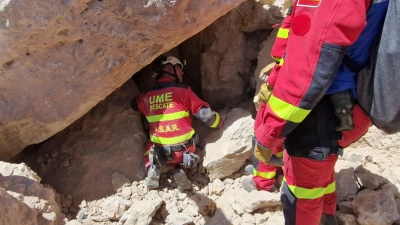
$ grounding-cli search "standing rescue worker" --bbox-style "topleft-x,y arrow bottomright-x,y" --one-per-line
253,0 -> 387,224
131,55 -> 223,190
243,64 -> 285,193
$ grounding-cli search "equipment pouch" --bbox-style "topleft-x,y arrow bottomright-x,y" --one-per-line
330,90 -> 354,131
154,147 -> 168,167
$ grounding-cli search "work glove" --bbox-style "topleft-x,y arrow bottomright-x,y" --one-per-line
258,83 -> 274,104
254,63 -> 276,110
181,152 -> 200,169
254,83 -> 274,111
259,62 -> 276,81
254,142 -> 284,167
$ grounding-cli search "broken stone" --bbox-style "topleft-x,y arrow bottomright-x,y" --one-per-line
166,213 -> 194,225
100,195 -> 131,220
212,179 -> 225,195
198,195 -> 216,217
353,189 -> 400,225
229,196 -> 245,215
118,197 -> 163,225
182,204 -> 199,217
112,172 -> 131,192
241,212 -> 256,225
338,201 -> 354,214
166,200 -> 180,215
121,187 -> 132,198
336,168 -> 359,202
264,212 -> 285,225
336,212 -> 358,225
230,188 -> 281,213
380,183 -> 400,198
203,108 -> 254,181
355,173 -> 380,190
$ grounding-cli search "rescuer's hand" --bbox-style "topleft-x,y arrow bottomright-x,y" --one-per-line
259,62 -> 276,81
258,83 -> 274,104
254,142 -> 284,167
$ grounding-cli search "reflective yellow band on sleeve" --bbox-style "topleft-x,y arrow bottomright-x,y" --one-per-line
272,56 -> 282,63
146,111 -> 189,122
277,28 -> 289,39
277,151 -> 284,158
150,129 -> 195,145
268,95 -> 311,123
210,112 -> 220,128
284,178 -> 336,200
279,58 -> 284,66
253,168 -> 276,179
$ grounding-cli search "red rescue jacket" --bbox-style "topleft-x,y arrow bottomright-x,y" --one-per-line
135,78 -> 220,145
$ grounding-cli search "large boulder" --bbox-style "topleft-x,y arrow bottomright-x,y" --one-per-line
0,0 -> 246,160
203,108 -> 254,181
353,189 -> 400,225
200,0 -> 290,107
21,80 -> 146,202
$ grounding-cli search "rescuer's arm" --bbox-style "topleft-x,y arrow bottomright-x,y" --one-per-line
264,4 -> 295,86
187,87 -> 223,129
255,9 -> 294,108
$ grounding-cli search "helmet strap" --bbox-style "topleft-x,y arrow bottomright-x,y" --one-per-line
158,70 -> 178,81
158,64 -> 179,82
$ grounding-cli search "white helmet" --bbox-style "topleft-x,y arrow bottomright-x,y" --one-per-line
161,56 -> 183,69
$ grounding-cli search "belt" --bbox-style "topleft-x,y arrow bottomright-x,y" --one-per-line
156,134 -> 199,152
169,140 -> 193,151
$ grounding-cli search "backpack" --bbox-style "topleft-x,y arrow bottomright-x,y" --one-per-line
357,0 -> 400,134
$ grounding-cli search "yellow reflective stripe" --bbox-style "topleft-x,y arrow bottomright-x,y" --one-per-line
268,95 -> 311,123
279,58 -> 284,66
325,182 -> 336,195
284,178 -> 336,199
253,168 -> 276,179
150,129 -> 195,145
277,28 -> 289,39
277,151 -> 284,158
210,112 -> 220,128
146,111 -> 189,122
272,56 -> 282,62
144,151 -> 149,156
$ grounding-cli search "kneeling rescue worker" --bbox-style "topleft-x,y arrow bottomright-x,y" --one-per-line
131,55 -> 223,190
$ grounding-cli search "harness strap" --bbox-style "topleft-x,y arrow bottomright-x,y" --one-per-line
156,134 -> 199,154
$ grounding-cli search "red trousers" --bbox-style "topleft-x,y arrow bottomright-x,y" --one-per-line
281,104 -> 371,225
281,152 -> 338,225
253,145 -> 284,191
143,139 -> 196,170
